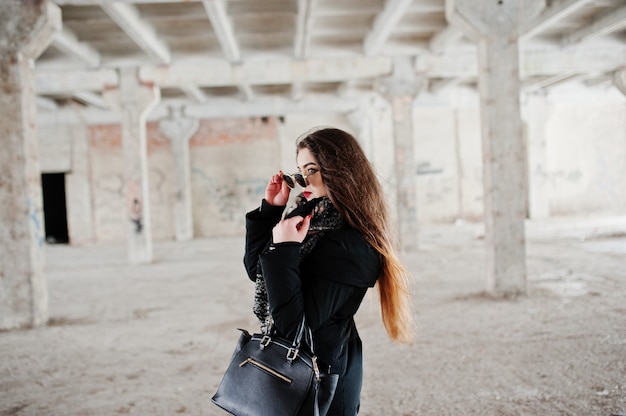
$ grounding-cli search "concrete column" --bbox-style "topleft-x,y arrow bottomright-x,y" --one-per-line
67,115 -> 96,244
377,57 -> 422,251
347,93 -> 397,229
159,106 -> 198,241
0,1 -> 61,329
524,94 -> 551,219
390,95 -> 418,251
104,68 -> 160,264
447,0 -> 544,296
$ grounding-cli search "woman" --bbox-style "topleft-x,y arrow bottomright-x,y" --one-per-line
244,127 -> 413,415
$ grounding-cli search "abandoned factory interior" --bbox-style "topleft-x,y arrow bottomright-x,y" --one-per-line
1,0 -> 625,415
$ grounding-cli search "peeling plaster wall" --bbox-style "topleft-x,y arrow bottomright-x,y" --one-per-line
414,106 -> 460,223
189,117 -> 279,238
87,122 -> 177,242
413,89 -> 484,224
544,87 -> 626,215
454,105 -> 484,221
145,123 -> 175,241
88,124 -> 125,241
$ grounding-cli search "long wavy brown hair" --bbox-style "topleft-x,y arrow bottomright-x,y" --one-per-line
297,127 -> 414,344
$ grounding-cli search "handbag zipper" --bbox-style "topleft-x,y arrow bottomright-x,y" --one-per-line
239,357 -> 293,384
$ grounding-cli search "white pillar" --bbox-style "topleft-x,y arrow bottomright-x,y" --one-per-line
447,0 -> 544,296
159,106 -> 198,241
478,38 -> 527,295
104,68 -> 160,264
391,95 -> 419,251
0,2 -> 61,329
377,57 -> 422,251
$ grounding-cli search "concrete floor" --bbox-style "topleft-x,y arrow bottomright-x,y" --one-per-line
1,215 -> 625,415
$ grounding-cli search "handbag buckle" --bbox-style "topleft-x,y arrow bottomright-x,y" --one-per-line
312,356 -> 321,381
259,335 -> 271,350
286,347 -> 299,363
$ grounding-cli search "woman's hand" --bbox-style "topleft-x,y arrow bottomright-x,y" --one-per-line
272,215 -> 311,244
264,171 -> 291,207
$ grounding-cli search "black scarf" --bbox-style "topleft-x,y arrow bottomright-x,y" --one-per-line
253,196 -> 345,333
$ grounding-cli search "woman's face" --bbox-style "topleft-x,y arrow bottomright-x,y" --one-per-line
296,147 -> 328,200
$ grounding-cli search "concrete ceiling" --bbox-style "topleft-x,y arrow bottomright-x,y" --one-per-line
35,0 -> 626,117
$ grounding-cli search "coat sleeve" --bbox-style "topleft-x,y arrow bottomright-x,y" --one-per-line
243,200 -> 285,281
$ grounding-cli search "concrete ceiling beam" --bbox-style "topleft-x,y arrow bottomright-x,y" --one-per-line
36,68 -> 118,94
71,90 -> 109,109
100,2 -> 171,64
429,26 -> 464,53
428,77 -> 469,93
294,0 -> 314,59
168,94 -> 358,119
363,0 -> 413,56
55,0 -> 203,3
231,63 -> 254,101
179,83 -> 207,104
291,81 -> 305,102
521,0 -> 592,40
202,0 -> 241,63
238,82 -> 254,102
51,27 -> 100,67
582,72 -> 612,87
416,46 -> 626,78
522,73 -> 575,91
561,4 -> 626,47
36,45 -> 623,96
139,56 -> 392,88
38,93 -> 360,124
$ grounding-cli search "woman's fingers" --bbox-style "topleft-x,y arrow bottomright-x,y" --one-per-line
272,215 -> 311,243
298,214 -> 312,233
265,171 -> 290,205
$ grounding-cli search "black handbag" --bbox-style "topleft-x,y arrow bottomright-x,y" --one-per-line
212,318 -> 339,416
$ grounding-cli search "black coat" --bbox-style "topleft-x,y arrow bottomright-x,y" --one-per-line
244,200 -> 380,415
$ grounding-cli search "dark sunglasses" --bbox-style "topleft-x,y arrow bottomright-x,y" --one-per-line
282,169 -> 319,188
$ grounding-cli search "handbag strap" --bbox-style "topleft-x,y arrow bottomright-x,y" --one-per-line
293,315 -> 307,349
300,318 -> 324,383
263,315 -> 320,367
286,315 -> 310,363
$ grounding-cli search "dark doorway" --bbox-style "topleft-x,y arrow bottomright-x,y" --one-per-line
41,173 -> 69,244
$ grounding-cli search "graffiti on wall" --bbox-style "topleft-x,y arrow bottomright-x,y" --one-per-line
129,198 -> 143,233
27,196 -> 44,249
126,179 -> 143,234
416,161 -> 444,176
